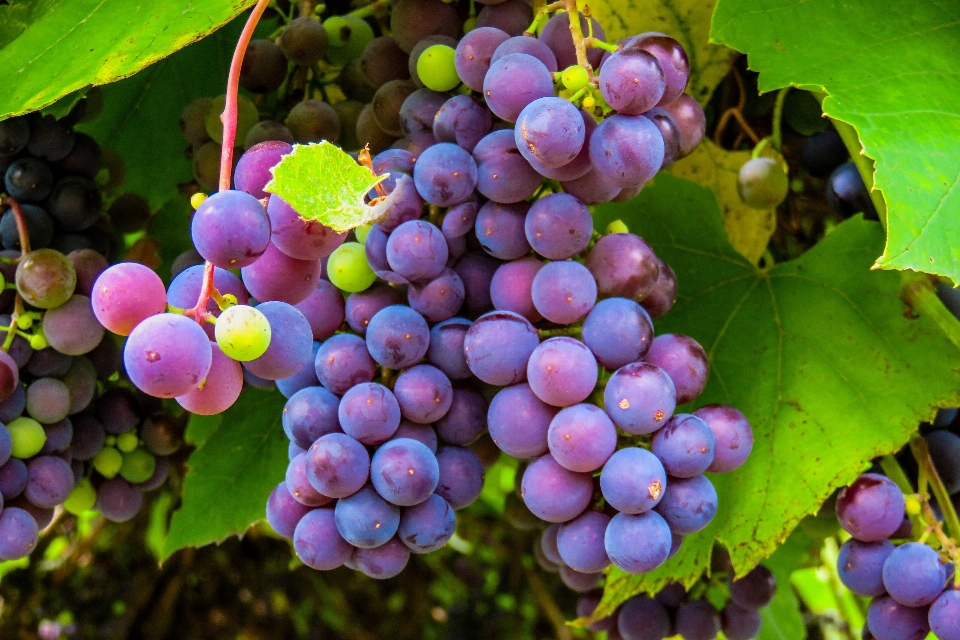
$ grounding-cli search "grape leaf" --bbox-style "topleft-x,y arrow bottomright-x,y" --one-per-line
710,0 -> 960,283
590,174 -> 960,616
589,0 -> 735,102
0,0 -> 255,119
667,139 -> 776,265
265,142 -> 388,233
162,388 -> 288,560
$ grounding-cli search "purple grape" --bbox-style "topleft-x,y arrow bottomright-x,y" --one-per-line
435,387 -> 486,445
604,510 -> 672,574
546,403 -> 616,473
627,33 -> 690,105
866,596 -> 930,640
531,260 -> 597,324
582,298 -> 654,370
293,507 -> 353,570
40,418 -> 72,455
600,447 -> 667,514
62,357 -> 97,414
490,256 -> 544,322
835,473 -> 906,542
557,510 -> 611,573
589,114 -> 664,189
488,383 -> 556,459
838,538 -> 895,597
0,423 -> 10,466
472,129 -> 542,204
644,108 -> 682,168
412,142 -> 478,207
929,590 -> 960,640
352,536 -> 411,578
373,148 -> 416,188
266,482 -> 312,538
618,596 -> 672,640
539,11 -> 604,68
313,334 -> 376,394
391,364 -> 453,424
26,378 -> 70,424
721,602 -> 762,640
335,484 -> 401,548
370,438 -> 439,506
306,432 -> 370,498
655,474 -> 717,534
338,382 -> 401,445
433,95 -> 492,153
390,421 -> 438,452
693,404 -> 753,473
267,195 -> 346,261
282,386 -> 342,449
454,26 -> 510,92
599,49 -> 666,115
375,175 -> 425,234
399,88 -> 448,147
242,241 -> 323,305
91,262 -> 168,336
676,601 -> 721,640
482,53 -> 554,122
365,305 -> 430,370
346,283 -> 401,335
529,109 -> 595,182
427,318 -> 472,380
464,311 -> 539,385
516,97 -> 585,174
407,268 -> 465,321
561,167 -> 621,205
245,301 -> 313,380
167,264 -> 249,331
286,452 -> 333,507
123,313 -> 213,398
24,455 -> 73,508
435,445 -> 485,509
660,94 -> 705,158
520,454 -> 593,523
295,280 -> 346,341
0,507 -> 38,560
729,564 -> 777,610
454,252 -> 500,314
541,523 -> 562,563
235,140 -> 292,199
475,0 -> 532,36
441,201 -> 479,239
524,193 -> 592,260
881,542 -> 947,607
645,334 -> 709,404
526,337 -> 599,408
96,387 -> 140,434
559,564 -> 602,592
475,201 -> 532,260
42,295 -> 104,357
652,414 -> 716,478
398,492 -> 456,553
192,190 -> 271,268
278,342 -> 321,398
0,457 -> 27,498
96,478 -> 143,522
177,342 -> 243,415
491,35 -> 558,71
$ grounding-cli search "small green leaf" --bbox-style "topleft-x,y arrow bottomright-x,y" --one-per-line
265,142 -> 388,233
591,174 -> 960,615
40,87 -> 88,120
162,388 -> 288,560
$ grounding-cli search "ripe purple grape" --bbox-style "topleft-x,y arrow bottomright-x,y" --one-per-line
531,260 -> 597,324
370,438 -> 439,506
527,337 -> 598,408
266,482 -> 312,539
335,484 -> 401,548
881,542 -> 947,607
352,536 -> 411,578
123,313 -> 213,398
837,538 -> 894,597
652,413 -> 716,478
474,200 -> 531,260
524,193 -> 592,260
586,233 -> 660,300
589,114 -> 665,189
245,301 -> 314,381
582,298 -> 654,370
412,142 -> 478,207
434,445 -> 485,510
547,403 -> 617,472
482,53 -> 554,122
454,27 -> 510,92
386,220 -> 449,283
604,510 -> 672,574
397,493 -> 456,553
618,596 -> 671,640
296,280 -> 346,341
655,473 -> 718,534
472,130 -> 542,204
515,97 -> 585,169
464,310 -> 539,385
434,387 -> 486,445
235,140 -> 292,199
520,454 -> 593,523
488,383 -> 557,459
293,507 -> 353,570
177,343 -> 243,415
191,190 -> 271,268
599,49 -> 666,115
604,362 -> 676,434
91,262 -> 167,336
676,601 -> 722,640
306,432 -> 370,498
267,195 -> 347,261
645,333 -> 709,404
241,242 -> 322,305
835,473 -> 906,542
427,318 -> 472,380
433,95 -> 493,153
929,590 -> 960,640
600,447 -> 667,514
866,595 -> 930,640
365,305 -> 430,370
338,382 -> 401,445
0,507 -> 38,560
314,334 -> 377,395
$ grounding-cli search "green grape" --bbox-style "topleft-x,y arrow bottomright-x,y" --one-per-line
323,16 -> 374,66
15,248 -> 77,309
605,219 -> 629,234
561,65 -> 590,91
64,479 -> 97,515
355,224 -> 372,244
29,330 -> 49,350
463,16 -> 477,33
737,156 -> 789,209
327,242 -> 376,293
116,430 -> 139,453
119,448 -> 157,484
215,304 -> 272,361
8,416 -> 46,458
417,45 -> 460,92
204,94 -> 260,145
93,447 -> 123,478
16,314 -> 32,330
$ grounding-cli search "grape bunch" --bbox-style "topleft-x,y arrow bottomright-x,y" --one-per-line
835,473 -> 959,640
0,99 -> 183,562
576,562 -> 777,640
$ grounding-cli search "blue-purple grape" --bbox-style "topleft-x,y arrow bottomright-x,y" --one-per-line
352,536 -> 411,578
0,507 -> 38,560
881,542 -> 947,607
531,260 -> 596,324
837,538 -> 895,597
488,383 -> 556,459
601,447 -> 667,514
370,438 -> 439,506
520,454 -> 593,523
277,342 -> 321,398
283,386 -> 342,449
338,382 -> 401,445
235,140 -> 292,199
365,305 -> 430,370
241,241 -> 322,305
286,452 -> 333,507
645,333 -> 709,404
266,482 -> 312,539
390,421 -> 438,453
655,474 -> 717,534
491,35 -> 558,71
604,510 -> 672,574
434,445 -> 485,510
835,473 -> 906,542
604,362 -> 677,434
676,600 -> 721,640
412,142 -> 478,207
397,493 -> 455,553
489,256 -> 544,322
24,455 -> 74,508
547,404 -> 616,472
557,510 -> 611,573
245,302 -> 313,381
527,337 -> 598,408
293,507 -> 353,570
582,297 -> 654,370
345,283 -> 401,336
427,318 -> 472,380
295,280 -> 346,341
407,268 -> 465,321
192,190 -> 271,268
454,251 -> 500,314
729,564 -> 777,610
482,53 -> 554,122
123,313 -> 212,398
475,200 -> 532,260
652,414 -> 716,478
472,130 -> 542,204
538,12 -> 604,68
433,95 -> 492,153
454,26 -> 510,92
306,432 -> 370,498
464,310 -> 539,385
589,114 -> 664,188
515,97 -> 585,170
929,590 -> 960,640
524,193 -> 592,261
399,88 -> 447,147
721,602 -> 763,640
599,49 -> 666,115
335,484 -> 401,548
267,194 -> 346,261
693,404 -> 754,473
314,334 -> 377,395
866,596 -> 930,640
434,387 -> 485,445
393,364 -> 453,424
618,596 -> 672,640
660,94 -> 705,158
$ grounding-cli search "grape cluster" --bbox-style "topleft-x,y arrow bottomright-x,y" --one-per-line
576,562 -> 777,640
0,99 -> 182,562
835,473 -> 959,640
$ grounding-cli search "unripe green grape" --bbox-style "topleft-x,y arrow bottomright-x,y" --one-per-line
463,16 -> 477,33
119,448 -> 157,484
16,315 -> 32,330
204,94 -> 260,145
355,224 -> 372,244
93,446 -> 123,478
737,156 -> 789,209
215,304 -> 272,361
8,416 -> 46,458
29,331 -> 49,350
116,430 -> 139,453
64,479 -> 97,515
606,219 -> 629,234
417,45 -> 460,92
323,16 -> 374,66
15,248 -> 77,309
561,65 -> 590,91
327,242 -> 376,293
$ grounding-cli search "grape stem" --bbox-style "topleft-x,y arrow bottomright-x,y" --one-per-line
899,271 -> 960,353
584,37 -> 619,53
2,294 -> 24,352
563,0 -> 592,74
909,434 -> 960,545
348,0 -> 390,20
771,87 -> 788,151
878,454 -> 925,539
1,196 -> 30,256
522,563 -> 573,640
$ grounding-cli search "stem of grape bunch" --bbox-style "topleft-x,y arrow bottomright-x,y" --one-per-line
909,435 -> 960,545
1,196 -> 29,352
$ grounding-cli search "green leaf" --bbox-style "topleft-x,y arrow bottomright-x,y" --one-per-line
590,0 -> 736,103
591,174 -> 960,615
40,87 -> 88,120
0,0 -> 255,119
162,388 -> 288,560
149,197 -> 196,282
709,0 -> 960,282
265,142 -> 388,233
757,530 -> 818,640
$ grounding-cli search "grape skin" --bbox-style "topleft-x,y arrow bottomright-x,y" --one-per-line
123,313 -> 212,398
835,473 -> 906,542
